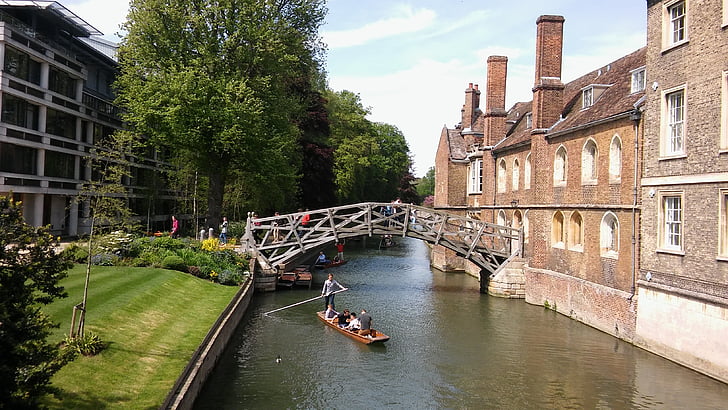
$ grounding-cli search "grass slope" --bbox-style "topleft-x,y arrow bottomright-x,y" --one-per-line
43,265 -> 240,409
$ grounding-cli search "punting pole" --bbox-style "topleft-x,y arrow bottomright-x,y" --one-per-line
263,288 -> 349,316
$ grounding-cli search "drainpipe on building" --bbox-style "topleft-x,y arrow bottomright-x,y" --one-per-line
629,108 -> 642,300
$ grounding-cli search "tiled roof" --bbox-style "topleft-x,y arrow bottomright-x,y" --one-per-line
447,128 -> 468,160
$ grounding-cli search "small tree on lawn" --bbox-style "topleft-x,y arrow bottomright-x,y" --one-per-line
0,194 -> 74,408
72,131 -> 137,338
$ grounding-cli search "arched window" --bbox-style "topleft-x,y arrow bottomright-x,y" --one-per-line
554,146 -> 567,185
498,159 -> 507,193
497,209 -> 507,226
568,211 -> 584,251
609,135 -> 622,181
523,210 -> 529,244
552,211 -> 565,247
512,159 -> 520,191
511,210 -> 523,254
600,212 -> 619,257
525,153 -> 532,189
581,139 -> 598,184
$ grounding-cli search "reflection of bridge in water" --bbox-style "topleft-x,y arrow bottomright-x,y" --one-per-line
242,202 -> 522,289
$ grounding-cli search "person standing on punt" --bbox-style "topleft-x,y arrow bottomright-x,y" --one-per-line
321,273 -> 344,311
358,309 -> 372,337
335,241 -> 345,261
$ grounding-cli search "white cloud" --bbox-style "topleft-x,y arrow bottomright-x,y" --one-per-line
322,7 -> 436,49
63,0 -> 129,41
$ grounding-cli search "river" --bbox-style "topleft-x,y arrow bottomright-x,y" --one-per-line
194,238 -> 728,409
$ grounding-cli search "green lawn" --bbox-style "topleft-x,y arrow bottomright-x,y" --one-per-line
42,265 -> 240,409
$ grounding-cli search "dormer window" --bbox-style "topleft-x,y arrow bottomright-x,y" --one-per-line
631,67 -> 646,93
582,87 -> 594,108
525,112 -> 532,129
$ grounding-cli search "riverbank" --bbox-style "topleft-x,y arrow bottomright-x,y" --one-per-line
42,265 -> 242,409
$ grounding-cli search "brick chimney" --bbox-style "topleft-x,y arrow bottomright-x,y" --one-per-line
531,15 -> 565,132
484,56 -> 508,146
461,82 -> 480,130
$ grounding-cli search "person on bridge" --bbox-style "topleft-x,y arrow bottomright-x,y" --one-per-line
321,273 -> 344,310
358,309 -> 372,337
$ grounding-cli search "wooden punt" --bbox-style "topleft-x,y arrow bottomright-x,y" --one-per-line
277,271 -> 296,288
313,259 -> 348,269
316,311 -> 390,345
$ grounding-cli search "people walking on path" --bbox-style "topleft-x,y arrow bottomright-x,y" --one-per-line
219,216 -> 229,244
170,216 -> 179,238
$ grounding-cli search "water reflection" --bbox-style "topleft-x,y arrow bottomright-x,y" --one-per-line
195,238 -> 728,409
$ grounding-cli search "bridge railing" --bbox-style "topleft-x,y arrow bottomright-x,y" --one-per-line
243,202 -> 521,274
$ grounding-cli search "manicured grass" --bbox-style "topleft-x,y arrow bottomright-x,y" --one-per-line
42,265 -> 240,409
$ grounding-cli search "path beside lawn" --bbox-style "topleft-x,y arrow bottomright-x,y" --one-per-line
43,264 -> 241,409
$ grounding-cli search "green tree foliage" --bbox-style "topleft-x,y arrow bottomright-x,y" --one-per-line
0,195 -> 74,408
416,166 -> 435,200
116,0 -> 326,226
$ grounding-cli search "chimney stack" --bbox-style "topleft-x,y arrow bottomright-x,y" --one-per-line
484,55 -> 508,145
461,82 -> 480,130
532,15 -> 565,132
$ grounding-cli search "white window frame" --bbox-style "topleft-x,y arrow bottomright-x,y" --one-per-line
468,158 -> 483,194
721,71 -> 728,151
568,211 -> 584,252
658,191 -> 684,253
554,146 -> 567,186
582,87 -> 594,109
630,67 -> 646,93
512,158 -> 520,191
600,212 -> 619,258
525,112 -> 532,129
497,159 -> 507,193
524,153 -> 532,190
723,0 -> 728,27
663,0 -> 688,50
720,189 -> 728,258
660,85 -> 686,158
581,139 -> 598,185
609,135 -> 622,182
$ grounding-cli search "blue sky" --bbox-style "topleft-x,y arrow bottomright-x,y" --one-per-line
64,0 -> 646,177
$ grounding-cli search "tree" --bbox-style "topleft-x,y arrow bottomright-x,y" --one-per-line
0,195 -> 74,407
416,166 -> 435,201
116,0 -> 327,228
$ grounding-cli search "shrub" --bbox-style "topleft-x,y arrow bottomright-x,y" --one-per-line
161,255 -> 187,272
91,253 -> 119,266
63,332 -> 106,356
201,238 -> 220,252
61,243 -> 89,263
148,236 -> 186,251
218,269 -> 244,286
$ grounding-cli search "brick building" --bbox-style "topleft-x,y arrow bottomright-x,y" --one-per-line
435,16 -> 646,342
637,0 -> 728,383
0,1 -> 182,236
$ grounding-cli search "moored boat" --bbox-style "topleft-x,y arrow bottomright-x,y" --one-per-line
316,311 -> 389,344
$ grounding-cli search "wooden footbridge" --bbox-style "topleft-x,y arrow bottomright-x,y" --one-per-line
242,202 -> 522,283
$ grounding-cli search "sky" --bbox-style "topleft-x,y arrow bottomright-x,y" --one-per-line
62,0 -> 646,177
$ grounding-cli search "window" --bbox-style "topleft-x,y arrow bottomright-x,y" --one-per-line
659,192 -> 683,252
661,87 -> 685,156
601,212 -> 619,257
2,94 -> 39,130
525,112 -> 532,129
609,135 -> 622,181
582,87 -> 594,108
722,71 -> 728,150
631,67 -> 646,93
469,158 -> 482,193
720,190 -> 728,257
512,159 -> 520,191
49,66 -> 78,99
581,139 -> 598,184
497,159 -> 507,193
3,46 -> 41,84
523,210 -> 529,243
497,209 -> 507,226
46,108 -> 77,139
44,150 -> 76,179
568,212 -> 583,251
554,146 -> 567,185
668,1 -> 686,45
0,142 -> 37,174
552,212 -> 565,248
524,154 -> 531,189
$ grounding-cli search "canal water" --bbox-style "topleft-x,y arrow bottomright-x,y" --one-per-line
195,238 -> 728,409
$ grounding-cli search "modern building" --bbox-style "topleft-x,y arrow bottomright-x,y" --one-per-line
0,1 -> 181,236
637,0 -> 728,383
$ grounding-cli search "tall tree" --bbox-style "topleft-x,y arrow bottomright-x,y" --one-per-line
416,166 -> 436,201
0,195 -> 74,407
116,0 -> 327,227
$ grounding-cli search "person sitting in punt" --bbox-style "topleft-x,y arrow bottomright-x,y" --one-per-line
316,251 -> 330,265
324,304 -> 338,320
358,309 -> 373,337
336,309 -> 351,328
345,312 -> 360,331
